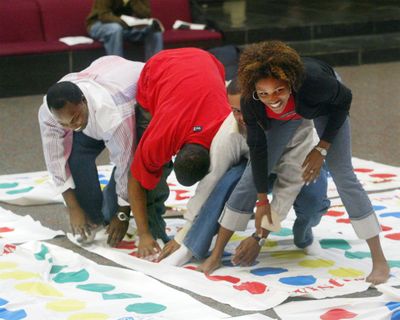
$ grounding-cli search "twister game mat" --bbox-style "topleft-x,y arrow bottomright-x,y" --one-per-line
1,158 -> 400,206
0,206 -> 63,244
0,241 -> 228,320
0,165 -> 195,209
274,285 -> 400,320
68,190 -> 400,311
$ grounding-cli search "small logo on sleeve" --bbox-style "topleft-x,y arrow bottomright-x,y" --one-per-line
193,126 -> 202,132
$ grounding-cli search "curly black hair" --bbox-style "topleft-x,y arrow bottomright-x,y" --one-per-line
238,41 -> 305,100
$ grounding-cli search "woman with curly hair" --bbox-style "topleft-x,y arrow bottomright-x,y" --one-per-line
238,40 -> 389,284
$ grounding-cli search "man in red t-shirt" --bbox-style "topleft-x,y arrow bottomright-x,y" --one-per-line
128,48 -> 230,258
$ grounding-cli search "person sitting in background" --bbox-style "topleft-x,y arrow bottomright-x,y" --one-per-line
87,0 -> 163,60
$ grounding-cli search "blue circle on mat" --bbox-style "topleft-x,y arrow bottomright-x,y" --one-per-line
380,212 -> 400,219
250,267 -> 288,276
279,275 -> 316,286
373,205 -> 387,211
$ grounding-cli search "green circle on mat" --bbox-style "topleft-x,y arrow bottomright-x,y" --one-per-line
102,293 -> 141,300
53,269 -> 89,283
0,182 -> 18,189
319,239 -> 351,250
271,227 -> 292,237
126,302 -> 166,314
6,186 -> 34,194
77,283 -> 115,292
345,251 -> 371,259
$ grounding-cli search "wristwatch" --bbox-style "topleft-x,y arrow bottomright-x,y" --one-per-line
314,146 -> 327,157
251,232 -> 266,247
117,212 -> 130,222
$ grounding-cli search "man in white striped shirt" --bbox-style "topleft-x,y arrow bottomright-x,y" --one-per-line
38,56 -> 149,246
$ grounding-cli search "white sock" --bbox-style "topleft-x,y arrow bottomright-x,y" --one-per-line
159,244 -> 193,266
303,240 -> 322,256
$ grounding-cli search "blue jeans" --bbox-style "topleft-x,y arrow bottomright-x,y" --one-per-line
68,132 -> 171,242
89,21 -> 163,60
313,115 -> 377,239
183,161 -> 329,259
184,160 -> 247,259
226,119 -> 330,246
292,164 -> 330,248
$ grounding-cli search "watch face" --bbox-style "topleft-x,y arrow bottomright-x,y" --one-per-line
316,147 -> 327,156
117,212 -> 129,221
258,238 -> 266,247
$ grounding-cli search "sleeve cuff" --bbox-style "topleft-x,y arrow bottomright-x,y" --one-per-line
55,176 -> 75,194
218,204 -> 253,231
117,196 -> 129,207
350,212 -> 381,239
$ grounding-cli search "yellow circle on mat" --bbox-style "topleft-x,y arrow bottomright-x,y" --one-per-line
298,259 -> 335,268
328,267 -> 365,277
271,250 -> 306,259
46,299 -> 86,312
230,234 -> 247,242
68,313 -> 109,320
0,262 -> 18,269
264,240 -> 278,248
0,271 -> 40,280
15,282 -> 63,297
34,177 -> 48,184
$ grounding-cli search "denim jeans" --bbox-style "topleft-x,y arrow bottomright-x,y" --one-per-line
89,21 -> 163,60
68,131 -> 171,242
135,103 -> 172,243
183,158 -> 329,259
313,115 -> 378,239
184,160 -> 247,259
292,164 -> 330,248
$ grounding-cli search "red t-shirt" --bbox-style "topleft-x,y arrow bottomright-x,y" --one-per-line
131,48 -> 231,190
265,95 -> 302,120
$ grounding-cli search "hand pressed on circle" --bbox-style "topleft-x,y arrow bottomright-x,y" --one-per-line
69,206 -> 96,241
106,215 -> 129,247
232,236 -> 261,266
137,232 -> 161,259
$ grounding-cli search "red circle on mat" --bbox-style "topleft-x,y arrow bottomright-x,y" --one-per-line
354,168 -> 373,173
370,173 -> 396,178
320,308 -> 357,320
325,210 -> 345,217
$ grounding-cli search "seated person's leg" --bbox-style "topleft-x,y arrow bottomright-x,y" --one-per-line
292,164 -> 330,252
89,22 -> 124,56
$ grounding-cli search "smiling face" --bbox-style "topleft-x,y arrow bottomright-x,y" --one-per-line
254,77 -> 292,114
51,99 -> 89,132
